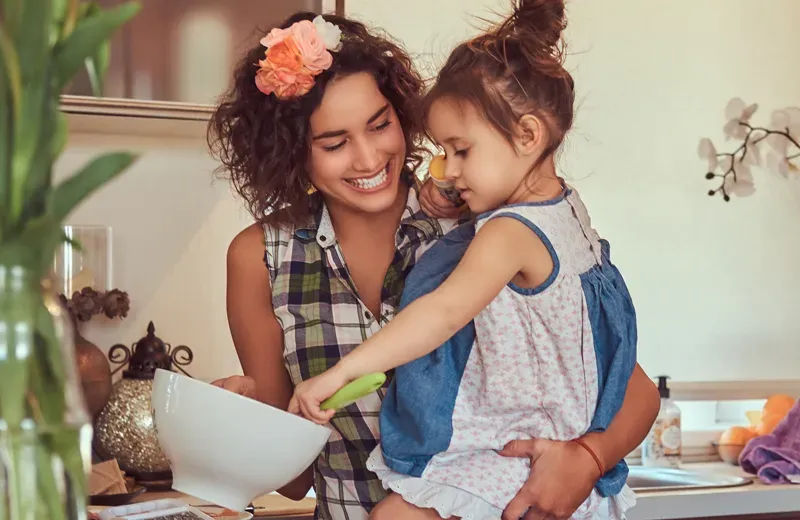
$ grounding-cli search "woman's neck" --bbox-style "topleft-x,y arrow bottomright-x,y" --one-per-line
326,181 -> 410,243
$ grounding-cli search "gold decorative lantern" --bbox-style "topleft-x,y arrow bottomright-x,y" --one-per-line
93,321 -> 193,483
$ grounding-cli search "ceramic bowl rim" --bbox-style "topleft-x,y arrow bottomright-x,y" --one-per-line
153,368 -> 330,436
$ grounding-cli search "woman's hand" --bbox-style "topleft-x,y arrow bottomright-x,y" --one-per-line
499,438 -> 601,520
211,375 -> 259,399
419,178 -> 461,219
288,369 -> 349,424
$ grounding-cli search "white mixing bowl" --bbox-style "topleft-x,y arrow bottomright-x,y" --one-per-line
151,369 -> 331,511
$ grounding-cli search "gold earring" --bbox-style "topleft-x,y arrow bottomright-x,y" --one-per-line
307,184 -> 317,195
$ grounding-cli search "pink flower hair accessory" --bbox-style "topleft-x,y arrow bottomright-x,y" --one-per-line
255,15 -> 343,99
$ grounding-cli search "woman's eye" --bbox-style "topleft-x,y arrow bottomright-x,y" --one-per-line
454,148 -> 469,158
323,141 -> 346,152
373,119 -> 392,131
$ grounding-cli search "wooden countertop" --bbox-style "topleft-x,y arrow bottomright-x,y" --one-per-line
88,491 -> 316,518
90,463 -> 798,519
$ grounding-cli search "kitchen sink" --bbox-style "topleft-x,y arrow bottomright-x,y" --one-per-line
626,466 -> 753,492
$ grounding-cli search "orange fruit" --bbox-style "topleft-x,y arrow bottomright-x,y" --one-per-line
754,394 -> 797,435
756,411 -> 786,436
719,425 -> 757,446
763,394 -> 796,418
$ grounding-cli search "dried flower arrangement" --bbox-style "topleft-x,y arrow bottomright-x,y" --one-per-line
699,98 -> 800,201
59,287 -> 130,323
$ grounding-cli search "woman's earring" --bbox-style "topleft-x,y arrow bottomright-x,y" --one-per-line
307,184 -> 317,195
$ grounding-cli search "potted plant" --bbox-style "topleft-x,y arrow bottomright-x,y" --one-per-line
0,1 -> 140,519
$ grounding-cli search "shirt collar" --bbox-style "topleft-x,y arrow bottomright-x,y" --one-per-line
294,181 -> 441,248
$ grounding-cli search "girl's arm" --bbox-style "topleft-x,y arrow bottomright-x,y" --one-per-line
289,217 -> 552,422
338,217 -> 543,377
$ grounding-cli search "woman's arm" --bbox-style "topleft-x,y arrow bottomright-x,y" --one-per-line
500,363 -> 660,520
579,363 -> 660,471
221,223 -> 313,500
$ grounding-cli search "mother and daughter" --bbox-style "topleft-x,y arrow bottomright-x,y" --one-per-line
210,1 -> 660,519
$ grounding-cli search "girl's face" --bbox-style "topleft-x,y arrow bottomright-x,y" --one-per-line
427,97 -> 538,214
307,72 -> 408,216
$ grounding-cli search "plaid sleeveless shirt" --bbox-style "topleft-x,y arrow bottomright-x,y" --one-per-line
262,185 -> 451,520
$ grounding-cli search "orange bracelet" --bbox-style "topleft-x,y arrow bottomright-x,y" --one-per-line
572,439 -> 604,478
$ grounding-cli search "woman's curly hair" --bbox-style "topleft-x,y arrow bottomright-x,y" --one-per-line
208,12 -> 427,228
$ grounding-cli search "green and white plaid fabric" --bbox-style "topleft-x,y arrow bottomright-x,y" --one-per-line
263,185 -> 451,520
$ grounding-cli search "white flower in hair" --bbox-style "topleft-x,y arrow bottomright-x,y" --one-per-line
313,15 -> 342,51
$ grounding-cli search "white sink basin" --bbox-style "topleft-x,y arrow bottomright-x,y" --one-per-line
626,466 -> 753,492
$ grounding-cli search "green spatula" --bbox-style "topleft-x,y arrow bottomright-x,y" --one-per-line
320,373 -> 386,411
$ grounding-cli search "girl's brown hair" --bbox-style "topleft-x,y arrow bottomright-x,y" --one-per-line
424,0 -> 574,167
208,12 -> 426,227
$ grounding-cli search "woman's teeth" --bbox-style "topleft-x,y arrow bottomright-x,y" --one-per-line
346,166 -> 388,190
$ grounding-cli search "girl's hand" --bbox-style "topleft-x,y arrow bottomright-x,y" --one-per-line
288,369 -> 349,424
499,438 -> 601,520
419,178 -> 461,219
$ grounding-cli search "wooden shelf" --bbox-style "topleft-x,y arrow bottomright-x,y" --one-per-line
669,379 -> 800,401
60,95 -> 215,143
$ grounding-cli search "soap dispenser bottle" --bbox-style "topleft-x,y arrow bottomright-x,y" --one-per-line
642,375 -> 682,468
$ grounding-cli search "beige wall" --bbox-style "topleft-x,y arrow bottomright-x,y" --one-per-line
60,0 -> 800,383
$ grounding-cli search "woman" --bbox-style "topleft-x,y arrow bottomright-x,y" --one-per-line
209,10 -> 660,520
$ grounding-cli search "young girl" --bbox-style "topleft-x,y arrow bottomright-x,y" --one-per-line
289,1 -> 639,518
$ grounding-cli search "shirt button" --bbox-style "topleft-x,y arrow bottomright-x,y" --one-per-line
364,311 -> 371,320
319,235 -> 327,242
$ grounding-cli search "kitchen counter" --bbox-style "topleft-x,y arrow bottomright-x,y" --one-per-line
88,492 -> 316,519
91,463 -> 799,519
628,463 -> 800,520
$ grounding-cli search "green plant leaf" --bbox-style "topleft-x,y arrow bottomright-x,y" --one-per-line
51,0 -> 81,44
0,264 -> 37,428
35,440 -> 67,520
5,432 -> 39,520
48,152 -> 137,223
0,21 -> 12,241
15,0 -> 52,71
76,1 -> 109,96
51,109 -> 68,160
0,458 -> 4,520
29,334 -> 67,426
1,0 -> 22,39
8,0 -> 53,227
52,2 -> 140,91
20,88 -> 58,224
49,427 -> 88,515
62,229 -> 81,251
34,302 -> 67,415
51,0 -> 68,42
0,17 -> 22,118
3,214 -> 64,278
84,39 -> 109,96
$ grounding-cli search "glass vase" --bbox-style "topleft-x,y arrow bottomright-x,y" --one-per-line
0,263 -> 93,520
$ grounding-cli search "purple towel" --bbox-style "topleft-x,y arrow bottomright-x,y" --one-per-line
739,398 -> 800,484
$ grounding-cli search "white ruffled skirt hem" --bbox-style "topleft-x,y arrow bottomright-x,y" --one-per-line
371,460 -> 502,520
367,449 -> 637,520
